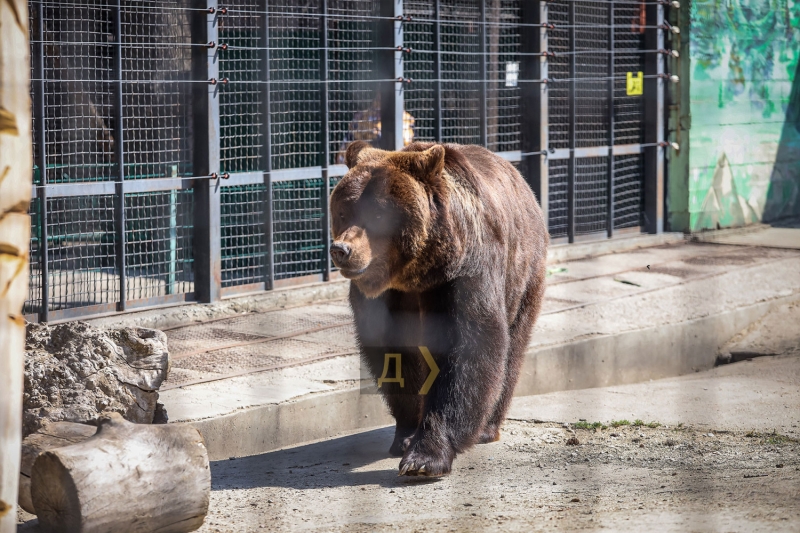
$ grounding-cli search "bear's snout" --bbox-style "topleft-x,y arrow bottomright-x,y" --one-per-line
330,241 -> 352,265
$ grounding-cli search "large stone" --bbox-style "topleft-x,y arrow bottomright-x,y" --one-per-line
23,322 -> 170,438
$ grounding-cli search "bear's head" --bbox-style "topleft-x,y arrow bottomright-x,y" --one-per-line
330,141 -> 446,298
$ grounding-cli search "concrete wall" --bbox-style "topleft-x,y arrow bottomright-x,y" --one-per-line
670,0 -> 800,231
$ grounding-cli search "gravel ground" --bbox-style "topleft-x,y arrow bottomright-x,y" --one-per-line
198,418 -> 799,532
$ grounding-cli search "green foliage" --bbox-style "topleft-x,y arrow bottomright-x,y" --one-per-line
574,421 -> 606,430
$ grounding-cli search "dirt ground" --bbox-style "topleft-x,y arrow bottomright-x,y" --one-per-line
196,414 -> 799,533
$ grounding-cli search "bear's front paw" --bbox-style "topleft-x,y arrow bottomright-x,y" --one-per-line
398,439 -> 455,477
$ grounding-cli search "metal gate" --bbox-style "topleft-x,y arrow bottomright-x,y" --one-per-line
25,0 -> 672,323
520,1 -> 669,244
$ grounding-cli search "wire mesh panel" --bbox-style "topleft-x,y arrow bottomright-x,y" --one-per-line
273,178 -> 324,280
219,1 -> 264,174
575,2 -> 610,148
548,158 -> 569,239
269,0 -> 321,170
403,1 -> 435,142
613,2 -> 646,145
221,185 -> 267,287
24,197 -> 42,317
575,156 -> 609,235
39,1 -> 115,183
124,190 -> 194,300
547,1 -> 570,150
613,153 -> 644,229
440,0 -> 481,145
485,0 -> 520,152
47,195 -> 118,311
122,1 -> 194,180
328,0 -> 379,165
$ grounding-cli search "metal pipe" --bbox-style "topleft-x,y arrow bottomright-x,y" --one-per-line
112,0 -> 127,311
478,0 -> 487,147
433,0 -> 442,141
607,2 -> 615,238
567,0 -> 576,243
261,0 -> 274,290
33,0 -> 49,323
320,0 -> 331,282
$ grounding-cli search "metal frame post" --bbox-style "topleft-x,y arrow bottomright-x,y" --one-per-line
112,0 -> 127,311
260,0 -> 274,290
567,0 -> 576,243
478,0 -> 487,147
320,0 -> 331,281
643,1 -> 665,233
33,0 -> 49,322
191,0 -> 222,302
520,0 -> 548,221
606,2 -> 615,238
378,0 -> 404,151
433,0 -> 442,141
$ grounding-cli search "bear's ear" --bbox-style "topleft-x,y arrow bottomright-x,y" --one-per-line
345,141 -> 388,169
409,145 -> 445,181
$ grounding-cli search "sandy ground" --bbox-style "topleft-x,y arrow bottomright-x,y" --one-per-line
191,354 -> 800,533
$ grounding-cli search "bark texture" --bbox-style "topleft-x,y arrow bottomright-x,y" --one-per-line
0,0 -> 31,531
31,413 -> 210,533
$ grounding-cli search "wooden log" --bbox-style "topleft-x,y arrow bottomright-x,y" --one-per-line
0,0 -> 32,530
31,413 -> 210,533
18,422 -> 96,514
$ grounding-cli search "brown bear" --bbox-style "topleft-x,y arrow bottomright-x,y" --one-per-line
330,141 -> 548,477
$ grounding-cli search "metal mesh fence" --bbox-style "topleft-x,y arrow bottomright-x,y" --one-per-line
575,2 -> 610,148
547,2 -> 570,150
269,0 -> 321,171
40,1 -> 115,184
613,3 -> 646,145
613,154 -> 644,229
122,1 -> 193,181
273,178 -> 324,280
25,0 -> 654,320
328,0 -> 379,165
575,156 -> 609,236
124,190 -> 194,300
219,0 -> 264,174
440,0 -> 481,145
403,1 -> 436,142
548,158 -> 569,239
47,195 -> 118,311
486,0 -> 520,152
221,185 -> 267,288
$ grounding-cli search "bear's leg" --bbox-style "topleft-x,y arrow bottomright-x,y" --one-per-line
386,394 -> 423,456
399,284 -> 509,477
478,279 -> 546,444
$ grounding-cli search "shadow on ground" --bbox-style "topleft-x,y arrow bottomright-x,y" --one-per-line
210,426 -> 444,491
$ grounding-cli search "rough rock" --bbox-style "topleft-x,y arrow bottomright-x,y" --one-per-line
23,321 -> 170,437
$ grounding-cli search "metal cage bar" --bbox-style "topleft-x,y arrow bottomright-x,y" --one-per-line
319,0 -> 331,282
567,0 -> 576,243
606,1 -> 615,238
643,0 -> 664,233
112,0 -> 127,311
261,0 -> 274,291
32,0 -> 48,322
192,0 -> 222,302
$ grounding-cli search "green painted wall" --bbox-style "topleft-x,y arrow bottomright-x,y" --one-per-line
685,0 -> 800,230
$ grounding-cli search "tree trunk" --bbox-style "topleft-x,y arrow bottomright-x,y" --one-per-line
0,0 -> 31,531
31,413 -> 210,533
18,422 -> 96,515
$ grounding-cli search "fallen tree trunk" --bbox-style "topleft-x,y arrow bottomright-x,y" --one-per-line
18,422 -> 96,515
31,413 -> 210,533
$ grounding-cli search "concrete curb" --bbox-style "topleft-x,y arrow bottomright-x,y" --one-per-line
190,290 -> 799,461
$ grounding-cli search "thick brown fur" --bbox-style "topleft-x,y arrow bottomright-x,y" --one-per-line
331,141 -> 548,476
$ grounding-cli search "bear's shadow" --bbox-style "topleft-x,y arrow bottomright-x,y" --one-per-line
210,426 -> 444,491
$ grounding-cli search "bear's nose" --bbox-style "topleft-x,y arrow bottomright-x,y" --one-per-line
330,242 -> 351,264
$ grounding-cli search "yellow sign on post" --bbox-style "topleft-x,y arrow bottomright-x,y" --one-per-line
626,71 -> 644,96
